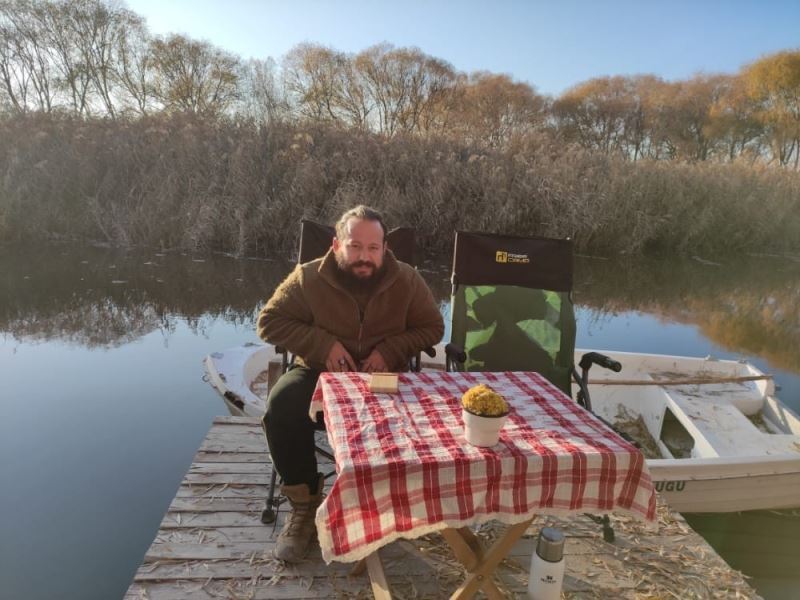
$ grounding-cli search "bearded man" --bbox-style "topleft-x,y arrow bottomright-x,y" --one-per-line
256,205 -> 444,562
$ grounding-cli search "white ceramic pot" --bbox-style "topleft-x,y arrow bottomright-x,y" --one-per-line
462,408 -> 509,447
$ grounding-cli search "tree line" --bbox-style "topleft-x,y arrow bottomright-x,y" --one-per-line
2,0 -> 799,167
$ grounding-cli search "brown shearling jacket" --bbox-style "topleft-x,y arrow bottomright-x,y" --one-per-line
256,249 -> 444,371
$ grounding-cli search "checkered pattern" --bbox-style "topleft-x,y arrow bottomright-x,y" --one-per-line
310,371 -> 657,564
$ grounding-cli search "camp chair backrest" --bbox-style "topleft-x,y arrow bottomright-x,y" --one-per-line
298,219 -> 416,266
450,231 -> 576,395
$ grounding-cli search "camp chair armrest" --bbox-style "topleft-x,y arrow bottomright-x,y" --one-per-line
578,352 -> 621,373
573,353 -> 623,413
445,343 -> 467,365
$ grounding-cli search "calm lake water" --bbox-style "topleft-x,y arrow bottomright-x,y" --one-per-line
1,243 -> 799,600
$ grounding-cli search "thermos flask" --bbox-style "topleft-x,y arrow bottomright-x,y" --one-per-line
527,527 -> 565,600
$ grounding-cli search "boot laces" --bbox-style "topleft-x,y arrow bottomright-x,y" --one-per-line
284,500 -> 316,535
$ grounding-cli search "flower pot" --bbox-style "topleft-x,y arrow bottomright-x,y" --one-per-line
462,408 -> 509,447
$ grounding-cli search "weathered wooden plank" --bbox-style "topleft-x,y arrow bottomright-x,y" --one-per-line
153,527 -> 276,545
198,435 -> 265,448
175,484 -> 268,498
134,564 -> 348,583
198,442 -> 267,454
197,438 -> 331,458
130,562 -> 456,600
168,497 -> 265,513
126,577 -> 370,600
160,512 -> 261,529
137,544 -> 445,576
212,416 -> 262,425
135,558 -> 356,580
192,451 -> 270,463
145,542 -> 273,561
182,472 -> 269,485
188,462 -> 271,474
201,428 -> 265,439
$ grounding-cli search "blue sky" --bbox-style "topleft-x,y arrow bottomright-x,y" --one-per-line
125,0 -> 800,96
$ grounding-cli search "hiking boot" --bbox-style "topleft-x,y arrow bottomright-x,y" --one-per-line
274,476 -> 324,562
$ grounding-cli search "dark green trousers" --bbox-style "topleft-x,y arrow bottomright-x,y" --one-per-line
261,365 -> 324,489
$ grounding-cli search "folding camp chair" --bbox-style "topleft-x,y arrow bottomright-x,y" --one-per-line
443,231 -> 624,541
261,219 -> 432,524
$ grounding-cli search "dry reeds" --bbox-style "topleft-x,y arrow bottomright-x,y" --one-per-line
1,113 -> 798,258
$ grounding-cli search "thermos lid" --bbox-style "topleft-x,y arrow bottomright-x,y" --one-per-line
536,527 -> 565,562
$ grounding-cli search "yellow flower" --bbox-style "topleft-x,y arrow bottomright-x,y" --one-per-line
461,384 -> 509,417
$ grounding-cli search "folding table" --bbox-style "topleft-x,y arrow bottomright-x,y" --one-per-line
309,371 -> 656,599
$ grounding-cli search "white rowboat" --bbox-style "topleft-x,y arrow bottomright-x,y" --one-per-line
204,344 -> 800,513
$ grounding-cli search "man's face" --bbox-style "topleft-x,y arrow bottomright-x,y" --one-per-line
332,217 -> 386,282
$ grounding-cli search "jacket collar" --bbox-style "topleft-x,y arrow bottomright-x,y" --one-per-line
317,248 -> 400,296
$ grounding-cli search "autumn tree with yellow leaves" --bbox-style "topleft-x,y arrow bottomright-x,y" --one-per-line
741,50 -> 800,167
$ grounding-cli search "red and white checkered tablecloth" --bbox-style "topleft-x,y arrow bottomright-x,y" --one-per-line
310,371 -> 657,564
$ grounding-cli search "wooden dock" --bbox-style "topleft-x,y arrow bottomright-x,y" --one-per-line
126,416 -> 762,599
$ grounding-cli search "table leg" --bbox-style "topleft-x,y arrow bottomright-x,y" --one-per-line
447,518 -> 534,600
454,526 -> 484,560
350,557 -> 367,577
365,550 -> 392,600
441,528 -> 481,571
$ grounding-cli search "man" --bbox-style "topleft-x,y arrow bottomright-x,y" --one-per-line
257,205 -> 444,562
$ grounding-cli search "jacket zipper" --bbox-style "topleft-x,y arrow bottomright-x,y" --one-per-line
357,299 -> 371,358
354,298 -> 363,357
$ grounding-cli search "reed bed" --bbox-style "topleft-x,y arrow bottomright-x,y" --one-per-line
1,113 -> 798,258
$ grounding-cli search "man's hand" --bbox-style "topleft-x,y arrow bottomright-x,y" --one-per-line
360,348 -> 388,373
326,341 -> 357,372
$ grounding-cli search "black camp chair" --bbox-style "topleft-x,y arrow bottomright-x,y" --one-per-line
261,219 -> 432,524
443,231 -> 624,541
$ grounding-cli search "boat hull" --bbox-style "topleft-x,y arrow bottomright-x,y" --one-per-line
647,456 -> 800,512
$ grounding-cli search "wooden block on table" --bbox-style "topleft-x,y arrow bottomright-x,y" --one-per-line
369,373 -> 399,393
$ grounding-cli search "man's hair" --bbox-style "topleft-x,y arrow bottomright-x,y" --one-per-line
334,205 -> 387,240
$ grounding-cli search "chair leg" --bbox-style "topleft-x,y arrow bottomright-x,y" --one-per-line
585,513 -> 615,543
601,514 -> 615,543
262,467 -> 279,524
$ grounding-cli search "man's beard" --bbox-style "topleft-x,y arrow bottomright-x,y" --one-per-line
335,255 -> 386,291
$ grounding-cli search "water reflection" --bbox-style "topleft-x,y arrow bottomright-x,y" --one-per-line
574,254 -> 800,373
2,245 -> 798,376
1,244 -> 288,347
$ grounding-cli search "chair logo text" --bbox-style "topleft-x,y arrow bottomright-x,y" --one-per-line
495,250 -> 530,264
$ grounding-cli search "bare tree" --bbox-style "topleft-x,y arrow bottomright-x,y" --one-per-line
112,8 -> 153,115
38,0 -> 92,114
59,0 -> 139,118
150,33 -> 240,115
0,0 -> 59,112
282,43 -> 347,123
236,57 -> 289,123
0,7 -> 30,112
354,43 -> 458,136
